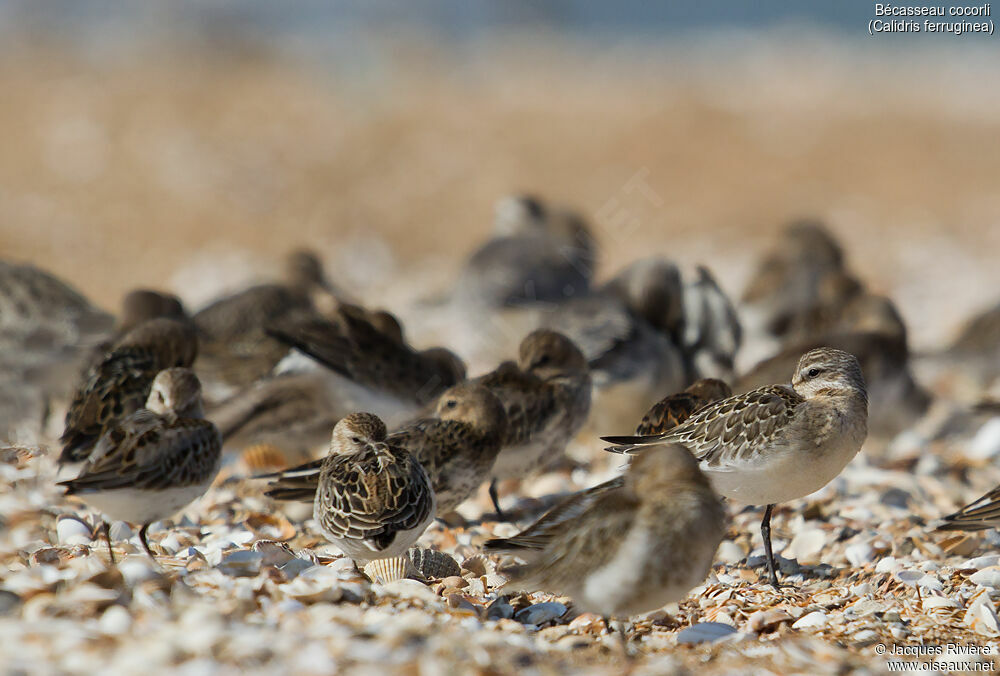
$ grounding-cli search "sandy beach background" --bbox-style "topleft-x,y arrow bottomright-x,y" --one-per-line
1,6 -> 999,354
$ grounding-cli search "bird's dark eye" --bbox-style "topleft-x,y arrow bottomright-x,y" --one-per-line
444,399 -> 457,410
533,355 -> 551,369
350,436 -> 361,443
807,367 -> 821,378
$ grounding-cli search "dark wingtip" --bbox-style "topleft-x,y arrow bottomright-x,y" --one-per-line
934,517 -> 995,533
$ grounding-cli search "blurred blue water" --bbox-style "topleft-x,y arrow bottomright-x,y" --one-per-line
1,0 -> 993,51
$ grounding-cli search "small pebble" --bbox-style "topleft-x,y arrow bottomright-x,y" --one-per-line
676,622 -> 737,644
514,602 -> 567,626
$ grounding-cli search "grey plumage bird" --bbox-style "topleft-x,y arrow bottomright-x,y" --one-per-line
604,348 -> 868,588
484,444 -> 725,618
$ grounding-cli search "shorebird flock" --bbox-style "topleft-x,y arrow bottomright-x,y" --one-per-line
3,193 -> 1000,655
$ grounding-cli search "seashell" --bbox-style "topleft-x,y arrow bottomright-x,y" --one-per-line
514,602 -> 567,626
785,527 -> 826,564
158,533 -> 182,555
486,597 -> 514,621
970,567 -> 1000,589
965,592 -> 1000,636
117,557 -> 160,586
853,629 -> 879,644
460,553 -> 495,578
280,566 -> 362,604
792,611 -> 828,629
921,596 -> 959,611
98,605 -> 132,635
245,513 -> 296,541
108,521 -> 133,543
240,443 -> 291,473
874,556 -> 901,574
715,541 -> 746,565
437,576 -> 468,592
408,548 -> 461,580
747,608 -> 792,633
252,540 -> 296,567
377,579 -> 440,604
30,547 -> 73,566
940,534 -> 980,557
364,556 -> 416,585
56,516 -> 93,545
844,543 -> 874,567
279,558 -> 313,580
676,622 -> 738,645
962,555 -> 1000,570
895,569 -> 941,590
217,550 -> 264,577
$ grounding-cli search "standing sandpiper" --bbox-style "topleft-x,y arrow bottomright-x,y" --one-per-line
473,330 -> 592,517
604,347 -> 868,588
311,413 -> 436,576
58,368 -> 221,561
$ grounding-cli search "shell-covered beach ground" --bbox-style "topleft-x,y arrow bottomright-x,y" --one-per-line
3,16 -> 1000,675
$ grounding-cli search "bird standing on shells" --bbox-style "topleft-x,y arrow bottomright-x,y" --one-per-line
262,383 -> 508,515
58,368 -> 222,562
484,445 -> 725,624
604,347 -> 868,588
59,317 -> 199,466
472,329 -> 592,517
310,413 -> 436,581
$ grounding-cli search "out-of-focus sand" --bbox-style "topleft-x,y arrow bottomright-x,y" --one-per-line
2,35 -> 999,350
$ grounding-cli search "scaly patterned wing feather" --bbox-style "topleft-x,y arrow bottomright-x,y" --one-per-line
316,447 -> 433,551
60,416 -> 221,493
634,393 -> 702,436
604,385 -> 804,469
474,365 -> 558,447
59,347 -> 158,463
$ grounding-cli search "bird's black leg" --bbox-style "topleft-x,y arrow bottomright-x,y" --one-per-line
138,523 -> 156,560
761,504 -> 780,589
101,520 -> 116,565
488,479 -> 506,520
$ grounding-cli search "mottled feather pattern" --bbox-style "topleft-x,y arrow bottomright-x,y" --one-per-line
315,444 -> 434,550
61,347 -> 170,462
474,365 -> 561,447
60,416 -> 221,493
387,418 -> 502,511
606,385 -> 804,468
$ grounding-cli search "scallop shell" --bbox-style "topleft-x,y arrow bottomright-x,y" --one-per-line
408,548 -> 460,580
244,512 -> 296,541
364,556 -> 417,584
